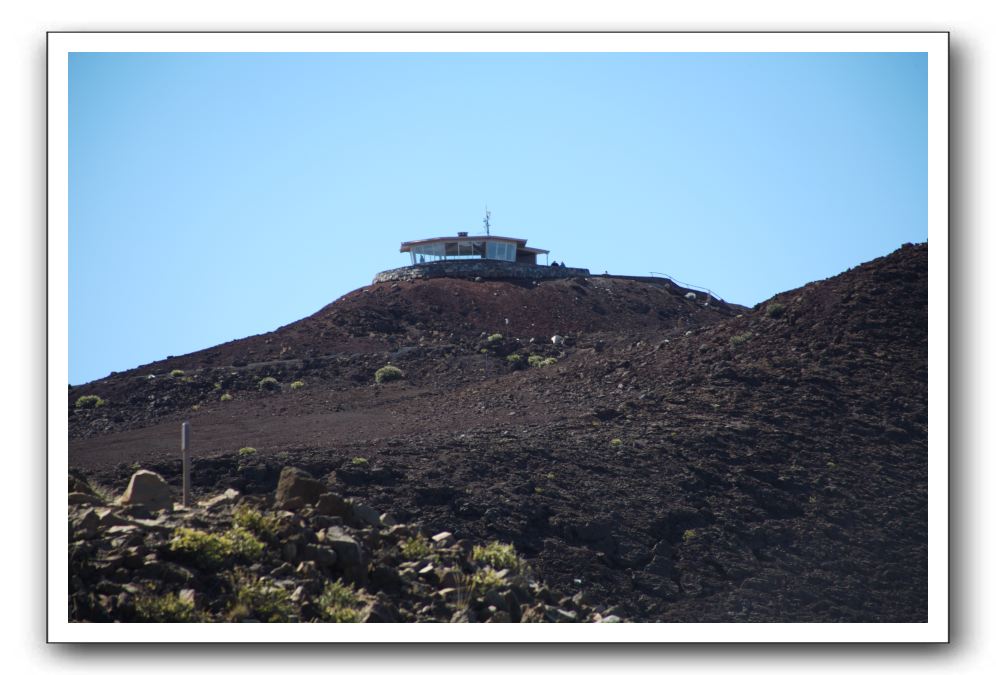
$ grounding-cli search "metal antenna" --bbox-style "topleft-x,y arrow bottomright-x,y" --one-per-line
483,207 -> 491,236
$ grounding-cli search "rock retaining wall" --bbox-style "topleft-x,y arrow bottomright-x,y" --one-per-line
373,260 -> 591,284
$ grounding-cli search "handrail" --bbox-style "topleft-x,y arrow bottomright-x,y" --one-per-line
648,272 -> 723,303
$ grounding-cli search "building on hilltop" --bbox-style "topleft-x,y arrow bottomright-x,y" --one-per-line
400,232 -> 550,266
373,228 -> 590,284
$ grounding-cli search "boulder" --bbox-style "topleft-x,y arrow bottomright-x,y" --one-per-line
349,501 -> 381,528
274,467 -> 325,507
300,544 -> 337,567
551,335 -> 565,346
68,491 -> 104,506
120,470 -> 173,511
315,492 -> 351,518
325,526 -> 365,570
431,531 -> 454,546
72,508 -> 100,540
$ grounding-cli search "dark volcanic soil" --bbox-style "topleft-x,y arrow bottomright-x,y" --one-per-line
69,245 -> 928,622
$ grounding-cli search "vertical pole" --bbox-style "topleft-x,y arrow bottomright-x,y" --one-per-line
181,421 -> 191,508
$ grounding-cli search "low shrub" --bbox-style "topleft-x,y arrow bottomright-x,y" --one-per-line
257,376 -> 280,391
350,456 -> 369,466
238,446 -> 257,457
170,369 -> 185,377
487,333 -> 503,343
765,302 -> 786,319
469,568 -> 507,594
610,438 -> 623,447
316,580 -> 365,623
74,395 -> 105,409
232,505 -> 280,542
220,393 -> 233,402
527,355 -> 558,368
471,541 -> 525,573
682,529 -> 697,542
729,332 -> 752,347
374,365 -> 404,384
399,534 -> 432,561
169,526 -> 263,570
506,354 -> 522,363
230,575 -> 297,623
289,380 -> 305,390
134,592 -> 203,622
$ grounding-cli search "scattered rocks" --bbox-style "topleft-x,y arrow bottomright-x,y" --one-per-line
68,469 -> 608,623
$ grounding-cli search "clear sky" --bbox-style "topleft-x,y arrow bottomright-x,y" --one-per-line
69,52 -> 927,385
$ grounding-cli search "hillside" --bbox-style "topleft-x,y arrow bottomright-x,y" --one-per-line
68,244 -> 928,622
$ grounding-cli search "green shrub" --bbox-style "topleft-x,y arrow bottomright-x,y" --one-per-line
169,526 -> 263,570
316,580 -> 365,623
213,382 -> 222,390
610,438 -> 623,447
765,302 -> 786,319
487,333 -> 503,343
729,332 -> 752,347
134,592 -> 203,622
232,505 -> 280,542
526,355 -> 557,368
220,393 -> 233,402
471,541 -> 525,573
399,534 -> 432,560
506,354 -> 522,363
682,529 -> 697,542
238,446 -> 257,457
257,376 -> 280,391
231,575 -> 297,623
469,567 -> 507,594
374,365 -> 404,384
170,369 -> 185,377
290,380 -> 305,390
74,395 -> 105,409
350,456 -> 368,466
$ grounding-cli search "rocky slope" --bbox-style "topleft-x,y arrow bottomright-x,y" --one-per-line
69,243 -> 928,622
69,467 -> 612,623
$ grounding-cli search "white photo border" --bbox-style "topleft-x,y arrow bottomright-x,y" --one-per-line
48,31 -> 949,643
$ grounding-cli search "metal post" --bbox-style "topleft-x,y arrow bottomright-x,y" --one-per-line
181,421 -> 191,507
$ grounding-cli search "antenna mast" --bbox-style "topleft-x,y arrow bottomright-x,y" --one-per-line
483,207 -> 492,236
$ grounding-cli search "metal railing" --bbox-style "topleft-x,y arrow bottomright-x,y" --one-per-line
648,272 -> 723,303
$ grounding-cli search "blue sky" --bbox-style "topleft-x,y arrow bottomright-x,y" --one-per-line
69,52 -> 927,384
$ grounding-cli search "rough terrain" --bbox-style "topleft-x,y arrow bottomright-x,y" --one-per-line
69,244 -> 929,622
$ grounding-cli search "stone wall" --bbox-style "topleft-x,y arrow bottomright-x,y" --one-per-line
373,260 -> 591,284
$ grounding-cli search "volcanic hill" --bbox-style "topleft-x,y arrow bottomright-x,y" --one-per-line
69,244 -> 928,622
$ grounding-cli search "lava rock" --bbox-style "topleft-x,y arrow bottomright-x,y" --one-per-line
120,470 -> 173,511
274,467 -> 325,508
